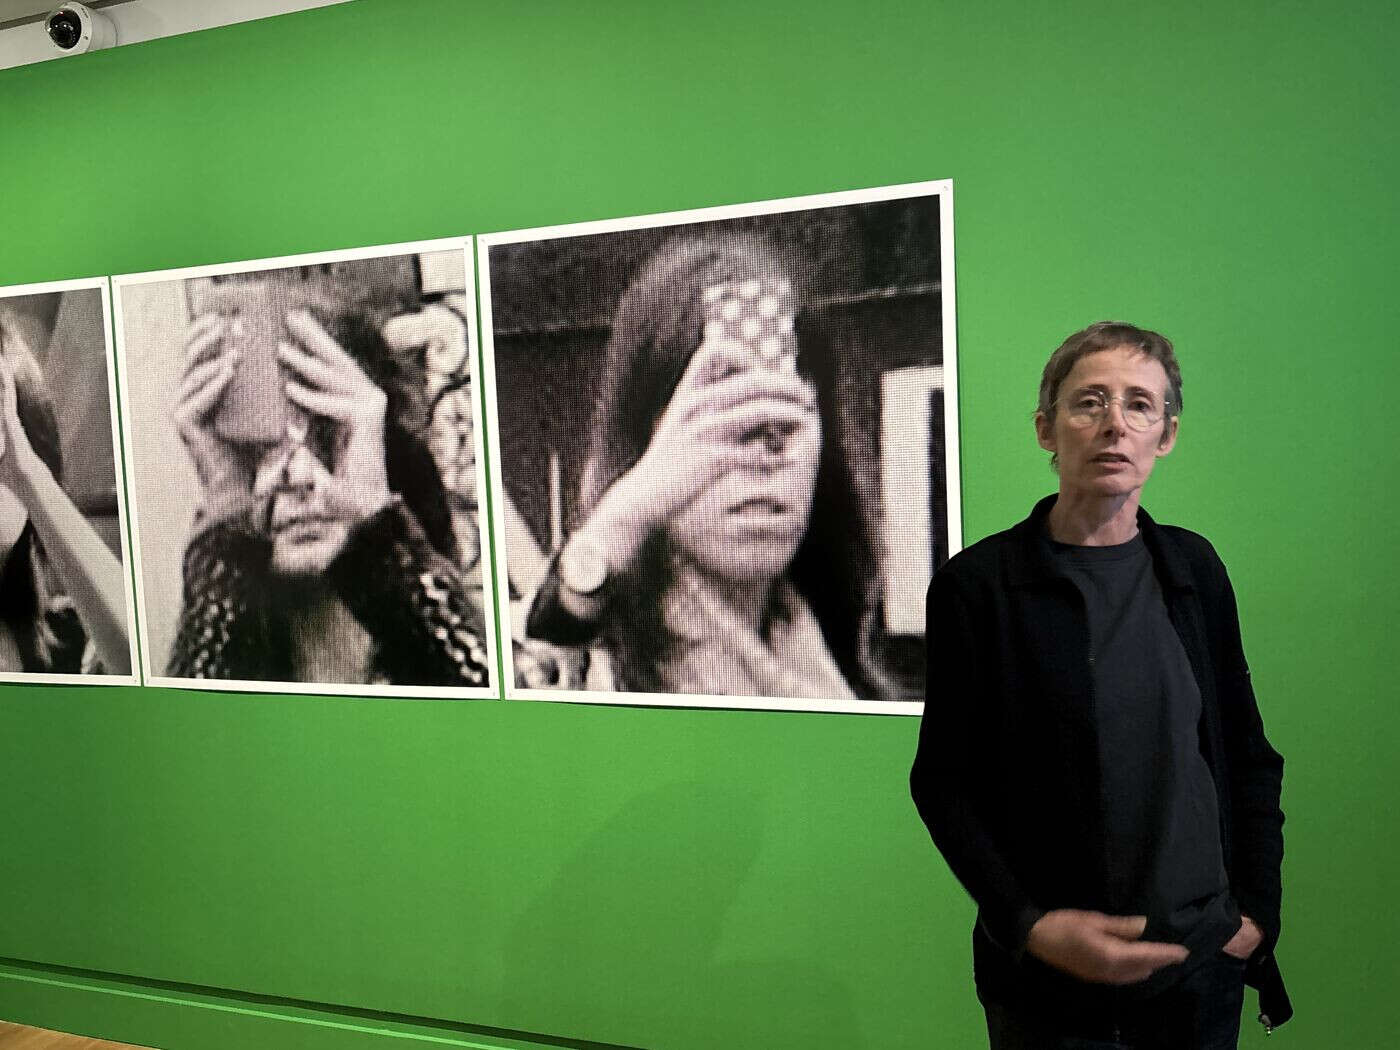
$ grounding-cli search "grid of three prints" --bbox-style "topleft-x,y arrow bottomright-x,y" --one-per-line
0,181 -> 958,715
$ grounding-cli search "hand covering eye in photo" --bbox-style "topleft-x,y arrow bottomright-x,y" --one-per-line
481,185 -> 957,712
115,244 -> 495,696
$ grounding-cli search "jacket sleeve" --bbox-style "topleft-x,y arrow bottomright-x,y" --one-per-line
910,565 -> 1044,954
1209,551 -> 1286,955
328,500 -> 491,688
167,519 -> 270,680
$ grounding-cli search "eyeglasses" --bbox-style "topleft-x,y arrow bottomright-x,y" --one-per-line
1060,391 -> 1171,432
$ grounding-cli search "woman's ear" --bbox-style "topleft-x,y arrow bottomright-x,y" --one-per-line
1156,415 -> 1180,458
1034,411 -> 1056,454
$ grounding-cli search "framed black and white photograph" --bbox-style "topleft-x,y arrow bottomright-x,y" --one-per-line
479,181 -> 959,714
113,239 -> 497,698
0,277 -> 139,685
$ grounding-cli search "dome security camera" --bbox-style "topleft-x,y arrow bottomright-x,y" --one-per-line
46,4 -> 118,55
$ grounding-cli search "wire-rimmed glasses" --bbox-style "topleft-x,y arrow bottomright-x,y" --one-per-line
1060,390 -> 1171,432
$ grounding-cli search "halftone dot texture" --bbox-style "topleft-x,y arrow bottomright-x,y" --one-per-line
701,276 -> 799,372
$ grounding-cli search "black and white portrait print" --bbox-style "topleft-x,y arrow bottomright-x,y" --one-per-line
480,182 -> 958,714
114,242 -> 495,697
0,279 -> 137,684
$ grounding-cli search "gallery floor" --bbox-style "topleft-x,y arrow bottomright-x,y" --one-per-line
0,1023 -> 150,1049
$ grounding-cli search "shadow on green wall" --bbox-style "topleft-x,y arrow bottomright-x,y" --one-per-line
501,777 -> 860,1049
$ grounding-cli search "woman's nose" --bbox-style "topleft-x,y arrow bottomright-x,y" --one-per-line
281,443 -> 321,488
1101,400 -> 1128,434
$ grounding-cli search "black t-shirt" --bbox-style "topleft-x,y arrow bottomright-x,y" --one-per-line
1050,531 -> 1240,992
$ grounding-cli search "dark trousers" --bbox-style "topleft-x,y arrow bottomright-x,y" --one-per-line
982,954 -> 1248,1050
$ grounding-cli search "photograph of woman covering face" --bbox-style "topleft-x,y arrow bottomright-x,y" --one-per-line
482,187 -> 955,712
116,245 -> 494,695
0,282 -> 136,682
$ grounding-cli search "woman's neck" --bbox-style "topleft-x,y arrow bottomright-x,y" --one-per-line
668,558 -> 775,636
1047,490 -> 1141,546
284,582 -> 374,683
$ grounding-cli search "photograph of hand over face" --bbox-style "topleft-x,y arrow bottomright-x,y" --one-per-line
0,279 -> 138,683
480,182 -> 958,713
114,242 -> 495,696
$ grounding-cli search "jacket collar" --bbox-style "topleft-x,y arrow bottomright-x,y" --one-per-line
1005,494 -> 1194,591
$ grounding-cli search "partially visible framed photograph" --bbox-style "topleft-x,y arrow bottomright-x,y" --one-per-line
0,276 -> 139,685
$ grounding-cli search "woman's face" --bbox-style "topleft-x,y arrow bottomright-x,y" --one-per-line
252,437 -> 352,578
669,396 -> 821,583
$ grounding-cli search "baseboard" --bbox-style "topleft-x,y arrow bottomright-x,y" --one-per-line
0,958 -> 634,1050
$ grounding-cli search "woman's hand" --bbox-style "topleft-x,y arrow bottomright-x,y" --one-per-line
277,309 -> 392,524
613,336 -> 819,533
1025,910 -> 1189,985
174,314 -> 249,498
1222,915 -> 1263,960
550,336 -> 818,614
550,335 -> 817,615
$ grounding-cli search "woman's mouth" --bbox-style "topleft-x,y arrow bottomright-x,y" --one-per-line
272,514 -> 334,541
727,497 -> 790,516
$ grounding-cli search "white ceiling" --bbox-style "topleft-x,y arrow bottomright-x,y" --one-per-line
0,1 -> 67,21
0,0 -> 355,71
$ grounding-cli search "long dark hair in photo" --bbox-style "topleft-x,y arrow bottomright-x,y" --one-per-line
577,232 -> 889,698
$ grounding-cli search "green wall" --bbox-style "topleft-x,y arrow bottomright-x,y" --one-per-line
1,0 -> 1396,1046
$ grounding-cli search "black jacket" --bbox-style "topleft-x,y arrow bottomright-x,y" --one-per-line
910,495 -> 1291,1029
